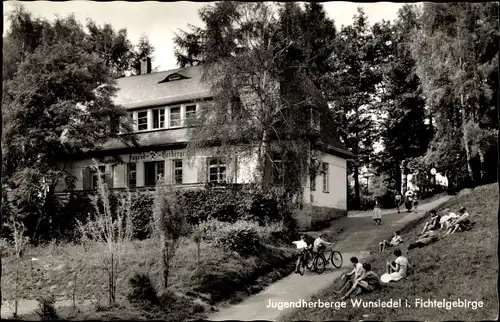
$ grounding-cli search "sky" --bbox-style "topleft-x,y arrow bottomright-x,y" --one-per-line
3,1 -> 410,72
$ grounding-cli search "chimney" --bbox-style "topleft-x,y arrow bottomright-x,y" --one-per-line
140,57 -> 152,75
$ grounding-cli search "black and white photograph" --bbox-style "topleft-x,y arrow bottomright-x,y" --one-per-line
1,1 -> 498,321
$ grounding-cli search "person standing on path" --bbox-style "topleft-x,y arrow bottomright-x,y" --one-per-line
372,200 -> 382,225
395,192 -> 402,213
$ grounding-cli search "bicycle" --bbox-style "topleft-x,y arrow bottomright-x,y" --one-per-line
297,248 -> 314,275
310,247 -> 329,274
328,247 -> 343,269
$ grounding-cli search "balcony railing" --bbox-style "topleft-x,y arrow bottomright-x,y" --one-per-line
53,182 -> 251,196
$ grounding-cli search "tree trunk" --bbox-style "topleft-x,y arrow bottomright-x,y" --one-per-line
395,161 -> 402,194
258,129 -> 270,189
497,88 -> 499,222
478,148 -> 485,183
0,202 -> 3,320
354,165 -> 360,209
460,102 -> 474,184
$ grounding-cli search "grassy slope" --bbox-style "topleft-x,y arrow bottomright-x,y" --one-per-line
283,183 -> 499,321
2,235 -> 295,320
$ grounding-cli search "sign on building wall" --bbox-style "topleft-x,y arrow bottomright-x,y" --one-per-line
127,150 -> 187,162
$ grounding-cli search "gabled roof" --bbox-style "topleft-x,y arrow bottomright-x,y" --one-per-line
111,64 -> 353,158
114,65 -> 210,109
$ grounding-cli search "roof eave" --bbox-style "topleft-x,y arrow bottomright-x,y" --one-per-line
316,142 -> 356,159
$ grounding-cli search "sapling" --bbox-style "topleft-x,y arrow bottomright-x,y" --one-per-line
76,161 -> 134,305
5,218 -> 29,318
153,175 -> 186,290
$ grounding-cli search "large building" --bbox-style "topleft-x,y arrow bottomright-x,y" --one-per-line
59,59 -> 353,223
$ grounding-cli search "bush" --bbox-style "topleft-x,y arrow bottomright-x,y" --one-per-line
35,295 -> 59,320
127,273 -> 159,306
48,184 -> 294,243
129,192 -> 154,240
180,185 -> 291,226
217,222 -> 260,255
197,219 -> 260,255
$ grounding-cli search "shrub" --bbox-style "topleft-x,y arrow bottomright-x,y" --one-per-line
217,223 -> 260,256
197,219 -> 261,256
50,184 -> 294,242
129,192 -> 154,240
34,295 -> 59,320
127,273 -> 159,306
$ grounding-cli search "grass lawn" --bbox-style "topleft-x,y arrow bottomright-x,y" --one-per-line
282,183 -> 499,321
2,230 -> 296,320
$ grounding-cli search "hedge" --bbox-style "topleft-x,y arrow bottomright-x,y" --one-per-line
3,185 -> 295,243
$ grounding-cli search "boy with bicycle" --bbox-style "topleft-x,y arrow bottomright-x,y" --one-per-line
292,235 -> 310,274
313,233 -> 333,253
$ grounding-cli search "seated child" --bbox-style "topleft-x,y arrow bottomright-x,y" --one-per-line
421,210 -> 441,234
408,229 -> 440,250
380,249 -> 409,283
379,231 -> 403,252
446,207 -> 472,235
340,263 -> 380,300
334,257 -> 364,294
439,209 -> 459,230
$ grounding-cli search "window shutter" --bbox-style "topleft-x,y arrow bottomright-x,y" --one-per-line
197,157 -> 207,183
82,167 -> 91,190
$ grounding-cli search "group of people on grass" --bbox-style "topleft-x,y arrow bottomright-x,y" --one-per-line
292,205 -> 474,299
379,207 -> 473,253
332,249 -> 409,300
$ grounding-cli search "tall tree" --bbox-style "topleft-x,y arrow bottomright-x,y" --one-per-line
131,34 -> 156,75
84,19 -> 135,78
411,2 -> 499,187
325,8 -> 382,208
176,2 -> 338,201
2,8 -> 137,240
374,5 -> 432,193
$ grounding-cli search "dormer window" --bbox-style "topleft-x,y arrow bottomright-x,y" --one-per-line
158,72 -> 189,83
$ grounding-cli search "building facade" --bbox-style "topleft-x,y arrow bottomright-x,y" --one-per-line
60,60 -> 352,214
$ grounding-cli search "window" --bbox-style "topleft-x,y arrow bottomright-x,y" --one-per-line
272,153 -> 284,184
138,111 -> 148,130
170,107 -> 181,127
208,158 -> 227,183
311,173 -> 316,191
152,109 -> 165,129
322,162 -> 329,193
127,163 -> 137,188
144,161 -> 165,186
185,105 -> 197,125
172,159 -> 183,184
92,165 -> 106,190
168,74 -> 181,81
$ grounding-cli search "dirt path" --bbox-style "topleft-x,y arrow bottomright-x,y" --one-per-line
208,195 -> 452,321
